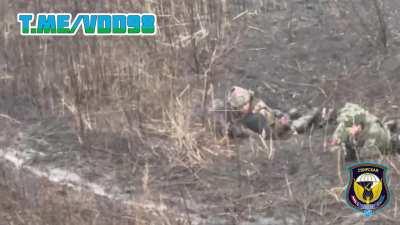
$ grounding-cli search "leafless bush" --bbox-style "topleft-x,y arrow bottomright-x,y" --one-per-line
0,0 -> 244,223
3,1 -> 400,224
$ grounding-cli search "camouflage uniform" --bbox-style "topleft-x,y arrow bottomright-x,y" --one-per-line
209,98 -> 248,139
332,103 -> 393,161
210,86 -> 320,140
227,86 -> 291,139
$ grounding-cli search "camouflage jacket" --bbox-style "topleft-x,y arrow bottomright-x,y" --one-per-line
333,103 -> 392,154
227,86 -> 290,138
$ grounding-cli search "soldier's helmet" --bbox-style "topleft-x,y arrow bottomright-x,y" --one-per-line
343,113 -> 366,128
227,86 -> 254,108
337,103 -> 368,128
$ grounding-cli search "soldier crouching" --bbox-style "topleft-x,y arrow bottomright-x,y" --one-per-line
330,103 -> 398,161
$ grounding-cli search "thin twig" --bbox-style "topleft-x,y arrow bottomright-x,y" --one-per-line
232,10 -> 249,21
285,173 -> 293,200
179,187 -> 192,225
248,25 -> 267,34
201,48 -> 217,125
0,114 -> 21,124
268,132 -> 275,160
337,148 -> 344,185
281,80 -> 328,98
387,158 -> 400,176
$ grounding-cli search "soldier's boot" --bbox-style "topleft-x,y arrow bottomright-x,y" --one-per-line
384,120 -> 398,133
391,133 -> 400,154
344,141 -> 357,162
386,119 -> 400,154
291,107 -> 320,133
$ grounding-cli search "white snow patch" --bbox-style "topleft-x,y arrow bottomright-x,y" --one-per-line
2,151 -> 24,168
0,147 -> 202,224
0,147 -> 110,198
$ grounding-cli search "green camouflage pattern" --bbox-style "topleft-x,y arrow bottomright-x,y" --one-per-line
226,86 -> 288,138
227,86 -> 254,108
333,103 -> 392,156
251,97 -> 276,127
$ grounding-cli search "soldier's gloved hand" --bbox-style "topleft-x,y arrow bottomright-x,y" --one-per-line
349,124 -> 362,137
278,115 -> 290,126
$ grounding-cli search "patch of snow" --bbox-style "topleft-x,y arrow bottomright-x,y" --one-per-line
2,151 -> 24,168
0,147 -> 110,198
0,147 -> 205,224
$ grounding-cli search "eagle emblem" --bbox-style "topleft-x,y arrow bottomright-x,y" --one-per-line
345,163 -> 390,217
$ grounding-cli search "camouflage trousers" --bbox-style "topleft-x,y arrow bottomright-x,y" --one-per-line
391,132 -> 400,153
343,132 -> 400,161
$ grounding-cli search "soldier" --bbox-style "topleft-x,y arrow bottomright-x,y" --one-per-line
330,103 -> 395,161
385,119 -> 400,152
226,86 -> 292,139
208,98 -> 249,139
209,85 -> 322,140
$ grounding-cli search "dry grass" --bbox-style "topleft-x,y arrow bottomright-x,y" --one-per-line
1,0 -> 400,224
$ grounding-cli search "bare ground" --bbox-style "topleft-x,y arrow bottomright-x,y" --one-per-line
2,1 -> 400,225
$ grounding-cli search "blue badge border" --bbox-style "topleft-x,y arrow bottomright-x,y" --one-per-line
343,161 -> 391,217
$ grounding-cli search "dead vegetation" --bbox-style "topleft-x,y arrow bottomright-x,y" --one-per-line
1,0 -> 400,224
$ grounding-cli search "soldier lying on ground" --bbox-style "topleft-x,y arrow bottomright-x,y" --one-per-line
330,103 -> 399,161
209,86 -> 320,140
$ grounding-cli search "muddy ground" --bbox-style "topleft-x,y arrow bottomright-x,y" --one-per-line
2,0 -> 400,225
